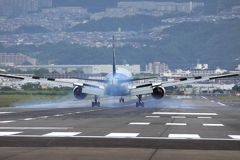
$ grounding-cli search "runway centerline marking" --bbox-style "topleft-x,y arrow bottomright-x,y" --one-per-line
0,132 -> 22,136
203,124 -> 224,126
145,116 -> 160,118
166,123 -> 187,126
152,112 -> 217,116
105,133 -> 139,138
198,117 -> 212,119
168,134 -> 200,139
171,116 -> 186,118
42,132 -> 81,137
129,122 -> 150,125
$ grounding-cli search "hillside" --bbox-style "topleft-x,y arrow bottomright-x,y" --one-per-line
3,19 -> 240,70
53,0 -> 240,15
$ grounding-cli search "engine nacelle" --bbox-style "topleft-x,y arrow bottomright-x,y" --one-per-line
151,86 -> 165,99
73,86 -> 87,100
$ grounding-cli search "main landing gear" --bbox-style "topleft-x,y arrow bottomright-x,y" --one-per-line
119,96 -> 124,103
136,95 -> 144,107
92,95 -> 100,107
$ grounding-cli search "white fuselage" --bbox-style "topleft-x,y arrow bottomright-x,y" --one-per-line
104,68 -> 132,96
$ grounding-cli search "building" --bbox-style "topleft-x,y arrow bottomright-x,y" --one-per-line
0,0 -> 52,15
16,64 -> 140,74
118,1 -> 204,13
0,53 -> 36,66
145,62 -> 169,74
42,7 -> 87,14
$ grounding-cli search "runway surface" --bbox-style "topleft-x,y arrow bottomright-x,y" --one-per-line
1,95 -> 240,160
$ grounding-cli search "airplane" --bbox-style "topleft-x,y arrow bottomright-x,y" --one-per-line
0,35 -> 239,107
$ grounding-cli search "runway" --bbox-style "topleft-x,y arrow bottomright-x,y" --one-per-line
1,95 -> 240,160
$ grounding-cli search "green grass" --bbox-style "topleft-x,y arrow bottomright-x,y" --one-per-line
0,94 -> 70,107
217,95 -> 240,102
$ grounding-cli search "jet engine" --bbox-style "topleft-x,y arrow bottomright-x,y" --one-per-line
151,86 -> 165,99
73,86 -> 87,100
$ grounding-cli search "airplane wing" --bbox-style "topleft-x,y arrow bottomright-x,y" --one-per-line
130,73 -> 239,96
0,74 -> 105,96
72,76 -> 156,83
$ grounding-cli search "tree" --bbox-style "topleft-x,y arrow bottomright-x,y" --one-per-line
33,68 -> 49,77
0,86 -> 15,91
232,85 -> 240,92
21,83 -> 41,90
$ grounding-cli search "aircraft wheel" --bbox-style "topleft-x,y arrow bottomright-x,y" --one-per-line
136,102 -> 139,107
97,102 -> 100,107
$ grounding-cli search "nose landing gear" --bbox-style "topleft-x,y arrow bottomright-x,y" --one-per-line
92,95 -> 100,107
119,96 -> 124,103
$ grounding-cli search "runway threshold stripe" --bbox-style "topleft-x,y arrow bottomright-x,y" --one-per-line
105,133 -> 139,138
166,123 -> 186,126
129,122 -> 150,125
203,124 -> 224,126
0,121 -> 15,123
229,135 -> 240,139
0,132 -> 22,136
168,134 -> 200,139
152,112 -> 217,116
0,112 -> 12,114
42,132 -> 81,137
0,127 -> 72,130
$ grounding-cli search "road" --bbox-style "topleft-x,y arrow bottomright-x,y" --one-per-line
0,95 -> 240,160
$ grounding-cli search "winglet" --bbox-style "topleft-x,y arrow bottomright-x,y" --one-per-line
112,35 -> 116,77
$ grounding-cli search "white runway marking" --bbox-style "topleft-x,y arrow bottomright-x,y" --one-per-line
22,118 -> 36,121
166,123 -> 187,126
168,134 -> 200,139
53,114 -> 63,117
211,100 -> 215,102
0,112 -> 12,114
177,96 -> 192,99
0,121 -> 15,124
203,124 -> 224,126
153,112 -> 217,116
217,102 -> 226,106
171,116 -> 186,118
129,122 -> 150,125
202,96 -> 207,99
0,127 -> 72,130
0,132 -> 22,136
229,135 -> 240,139
198,117 -> 212,119
105,133 -> 139,138
37,116 -> 49,119
42,132 -> 81,137
145,116 -> 160,118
